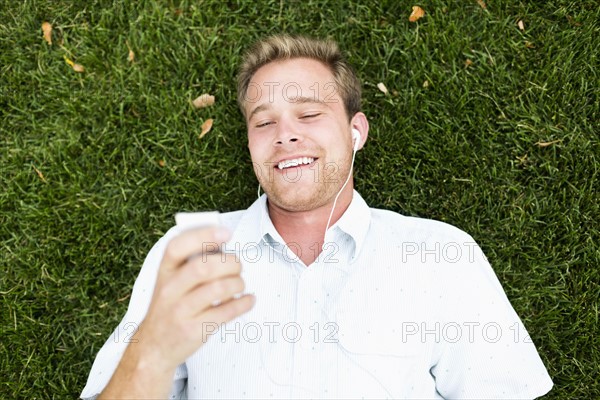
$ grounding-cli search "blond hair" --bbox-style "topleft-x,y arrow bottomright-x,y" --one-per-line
237,34 -> 361,120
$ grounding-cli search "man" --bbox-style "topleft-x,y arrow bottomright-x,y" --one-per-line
81,35 -> 553,399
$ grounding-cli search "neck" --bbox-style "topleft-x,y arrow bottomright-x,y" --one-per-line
269,184 -> 354,234
267,183 -> 354,265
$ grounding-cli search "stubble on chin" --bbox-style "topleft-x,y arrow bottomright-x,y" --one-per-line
259,157 -> 353,213
266,184 -> 329,212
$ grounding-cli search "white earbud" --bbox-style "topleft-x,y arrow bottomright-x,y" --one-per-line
351,128 -> 360,151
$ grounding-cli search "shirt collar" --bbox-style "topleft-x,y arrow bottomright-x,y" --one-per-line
330,190 -> 371,262
226,194 -> 267,250
227,190 -> 371,262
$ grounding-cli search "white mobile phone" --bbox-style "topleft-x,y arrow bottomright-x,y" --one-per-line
174,210 -> 223,267
174,211 -> 220,229
175,211 -> 241,304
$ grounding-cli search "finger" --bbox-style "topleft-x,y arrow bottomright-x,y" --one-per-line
184,276 -> 246,314
165,253 -> 242,296
196,295 -> 256,332
161,227 -> 232,272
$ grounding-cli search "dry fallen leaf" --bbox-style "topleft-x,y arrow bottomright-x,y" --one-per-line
409,6 -> 425,22
535,139 -> 562,147
42,22 -> 52,45
64,56 -> 85,73
126,40 -> 135,62
193,94 -> 215,109
465,59 -> 474,67
199,118 -> 214,139
158,159 -> 166,167
32,164 -> 47,183
72,63 -> 85,72
377,82 -> 388,94
518,20 -> 525,31
476,0 -> 487,9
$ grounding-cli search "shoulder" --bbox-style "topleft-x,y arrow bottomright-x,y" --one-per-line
369,207 -> 475,244
365,207 -> 488,280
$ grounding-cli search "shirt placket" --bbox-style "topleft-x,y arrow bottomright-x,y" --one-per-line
289,259 -> 326,398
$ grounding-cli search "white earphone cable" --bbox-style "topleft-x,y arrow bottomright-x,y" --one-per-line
322,136 -> 358,251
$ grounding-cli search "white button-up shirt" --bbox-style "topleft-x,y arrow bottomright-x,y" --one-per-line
81,191 -> 553,399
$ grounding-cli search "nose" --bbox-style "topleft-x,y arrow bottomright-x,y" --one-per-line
275,136 -> 299,145
273,117 -> 302,146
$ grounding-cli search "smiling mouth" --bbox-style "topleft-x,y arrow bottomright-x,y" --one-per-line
277,157 -> 317,170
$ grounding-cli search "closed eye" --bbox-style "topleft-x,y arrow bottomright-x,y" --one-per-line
301,113 -> 321,119
256,121 -> 274,128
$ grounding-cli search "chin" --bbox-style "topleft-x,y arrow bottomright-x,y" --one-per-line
266,186 -> 328,212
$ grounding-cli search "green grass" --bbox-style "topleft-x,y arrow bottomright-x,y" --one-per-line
1,0 -> 598,398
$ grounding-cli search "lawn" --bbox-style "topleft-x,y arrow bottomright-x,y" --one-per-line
1,0 -> 598,398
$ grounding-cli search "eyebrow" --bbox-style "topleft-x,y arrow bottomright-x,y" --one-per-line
248,96 -> 328,121
248,103 -> 271,122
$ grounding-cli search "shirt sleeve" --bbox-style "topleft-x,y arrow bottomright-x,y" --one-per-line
431,239 -> 553,399
80,230 -> 188,399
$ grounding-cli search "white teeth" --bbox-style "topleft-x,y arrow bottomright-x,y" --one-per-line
278,157 -> 315,170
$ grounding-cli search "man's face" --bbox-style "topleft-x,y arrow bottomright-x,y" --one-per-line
244,58 -> 355,212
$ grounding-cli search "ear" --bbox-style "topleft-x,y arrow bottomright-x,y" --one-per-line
350,112 -> 369,151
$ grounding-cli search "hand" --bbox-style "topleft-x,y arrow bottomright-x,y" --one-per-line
134,226 -> 255,372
